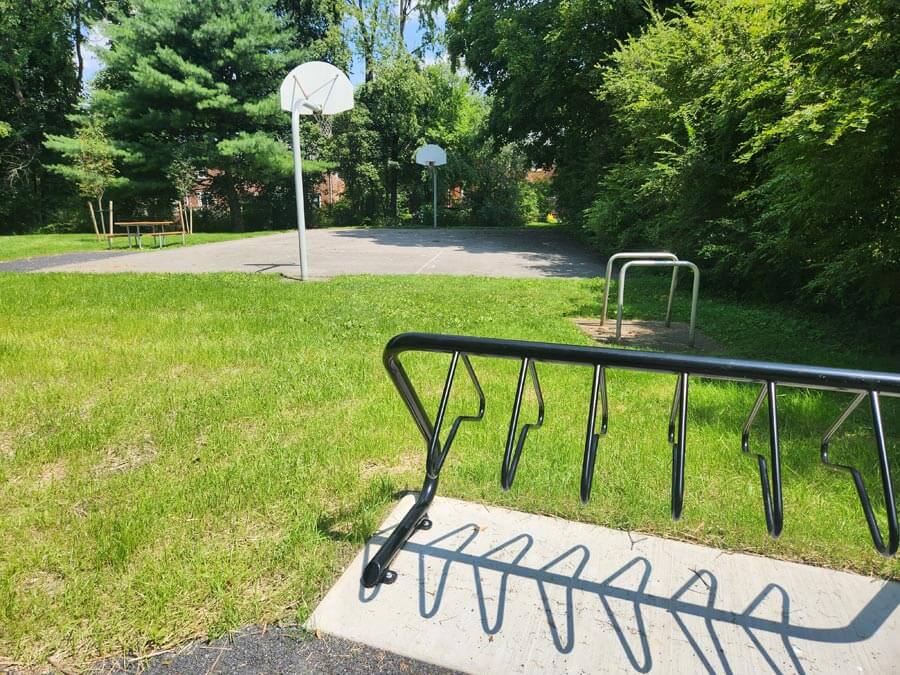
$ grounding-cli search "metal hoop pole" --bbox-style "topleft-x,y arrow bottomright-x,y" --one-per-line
291,104 -> 309,280
432,165 -> 438,229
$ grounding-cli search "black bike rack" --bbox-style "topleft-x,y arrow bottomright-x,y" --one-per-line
362,333 -> 900,588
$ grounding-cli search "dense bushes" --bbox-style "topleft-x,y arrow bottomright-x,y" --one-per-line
330,59 -> 537,227
587,0 -> 899,320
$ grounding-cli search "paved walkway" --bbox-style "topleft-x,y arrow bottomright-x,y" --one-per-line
0,250 -> 128,272
309,495 -> 900,674
31,228 -> 604,278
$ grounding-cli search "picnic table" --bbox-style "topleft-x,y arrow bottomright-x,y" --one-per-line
111,220 -> 185,249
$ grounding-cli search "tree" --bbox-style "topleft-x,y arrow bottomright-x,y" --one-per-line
71,1 -> 128,91
343,0 -> 395,82
331,60 -> 533,226
85,0 -> 337,229
353,55 -> 430,216
0,0 -> 79,232
45,117 -> 125,233
589,0 -> 900,325
275,0 -> 350,70
446,0 -> 671,223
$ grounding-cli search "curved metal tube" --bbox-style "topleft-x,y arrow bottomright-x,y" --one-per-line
670,373 -> 689,520
581,365 -> 609,503
821,392 -> 898,555
501,358 -> 544,490
617,260 -> 700,346
601,252 -> 679,326
362,332 -> 900,588
426,352 -> 485,478
741,382 -> 784,538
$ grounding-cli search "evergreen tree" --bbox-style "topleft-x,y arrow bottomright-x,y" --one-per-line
89,0 -> 334,228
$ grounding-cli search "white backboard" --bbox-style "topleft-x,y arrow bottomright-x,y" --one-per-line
280,62 -> 354,115
415,144 -> 447,166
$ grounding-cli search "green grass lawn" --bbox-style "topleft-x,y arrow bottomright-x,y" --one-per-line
0,272 -> 897,668
0,231 -> 286,262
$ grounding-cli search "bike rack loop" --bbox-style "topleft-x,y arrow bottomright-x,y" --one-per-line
617,260 -> 700,346
600,252 -> 680,328
361,332 -> 900,588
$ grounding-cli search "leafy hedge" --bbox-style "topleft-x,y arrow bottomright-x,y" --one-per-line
586,0 -> 899,325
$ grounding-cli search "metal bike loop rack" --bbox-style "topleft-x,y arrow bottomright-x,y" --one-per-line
362,332 -> 900,588
617,260 -> 700,346
600,252 -> 680,328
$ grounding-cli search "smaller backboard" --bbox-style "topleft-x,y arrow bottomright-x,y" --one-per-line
280,62 -> 354,115
415,144 -> 447,167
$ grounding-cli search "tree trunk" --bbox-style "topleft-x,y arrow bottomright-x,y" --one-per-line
225,181 -> 244,231
388,168 -> 398,217
398,0 -> 412,50
11,73 -> 25,105
365,48 -> 375,82
74,1 -> 84,89
97,196 -> 106,234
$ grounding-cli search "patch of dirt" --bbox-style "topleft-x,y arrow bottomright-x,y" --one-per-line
21,570 -> 64,597
360,451 -> 421,480
572,318 -> 724,353
37,461 -> 67,488
94,437 -> 158,476
0,431 -> 13,458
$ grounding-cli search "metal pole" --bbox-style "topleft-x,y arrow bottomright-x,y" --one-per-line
664,266 -> 679,327
291,105 -> 309,281
432,165 -> 438,229
688,264 -> 700,346
601,252 -> 678,325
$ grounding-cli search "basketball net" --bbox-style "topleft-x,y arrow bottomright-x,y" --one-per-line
314,111 -> 333,138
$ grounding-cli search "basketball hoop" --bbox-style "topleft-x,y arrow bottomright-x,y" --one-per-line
314,111 -> 333,139
280,62 -> 353,280
415,144 -> 447,228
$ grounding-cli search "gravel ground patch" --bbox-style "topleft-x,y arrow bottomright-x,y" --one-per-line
93,627 -> 459,675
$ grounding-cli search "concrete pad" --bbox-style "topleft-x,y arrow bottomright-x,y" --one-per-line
308,495 -> 900,674
35,228 -> 604,279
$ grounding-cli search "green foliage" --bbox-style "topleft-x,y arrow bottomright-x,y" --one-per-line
330,59 -> 533,226
0,0 -> 80,232
166,151 -> 197,203
588,0 -> 900,326
459,141 -> 531,227
72,0 -> 341,229
446,0 -> 668,222
45,118 -> 126,203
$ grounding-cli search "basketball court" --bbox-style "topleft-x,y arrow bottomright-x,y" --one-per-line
31,227 -> 604,278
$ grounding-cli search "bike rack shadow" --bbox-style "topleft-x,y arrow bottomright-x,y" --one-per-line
358,519 -> 900,673
356,332 -> 899,669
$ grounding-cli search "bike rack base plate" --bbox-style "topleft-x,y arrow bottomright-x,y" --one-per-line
307,494 -> 900,674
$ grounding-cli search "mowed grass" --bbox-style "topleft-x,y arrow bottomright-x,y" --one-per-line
0,231 -> 286,262
0,272 -> 897,668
